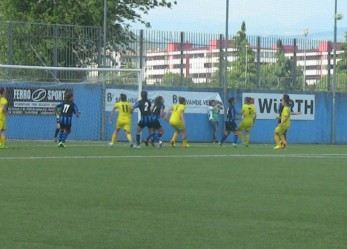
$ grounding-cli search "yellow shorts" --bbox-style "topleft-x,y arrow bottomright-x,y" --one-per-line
0,119 -> 6,131
169,120 -> 185,131
116,119 -> 131,132
275,125 -> 289,135
238,121 -> 253,131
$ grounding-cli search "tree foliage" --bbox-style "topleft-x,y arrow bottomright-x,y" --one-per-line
337,32 -> 347,73
0,0 -> 177,67
228,21 -> 256,89
160,72 -> 193,86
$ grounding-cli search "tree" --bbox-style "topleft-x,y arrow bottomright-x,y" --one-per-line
0,0 -> 177,67
228,21 -> 256,89
161,72 -> 193,86
337,32 -> 347,73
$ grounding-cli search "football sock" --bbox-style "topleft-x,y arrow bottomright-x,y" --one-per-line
157,133 -> 163,140
182,138 -> 188,146
62,132 -> 69,143
0,134 -> 6,145
172,132 -> 178,142
220,134 -> 227,143
136,134 -> 141,145
126,133 -> 132,143
146,134 -> 152,141
245,134 -> 250,145
233,134 -> 238,143
279,134 -> 286,145
274,135 -> 281,146
58,130 -> 64,142
54,128 -> 59,138
238,132 -> 244,143
111,133 -> 118,144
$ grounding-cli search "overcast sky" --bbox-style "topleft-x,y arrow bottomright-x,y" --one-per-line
132,0 -> 347,39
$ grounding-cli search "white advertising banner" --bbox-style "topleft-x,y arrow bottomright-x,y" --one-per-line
105,89 -> 223,113
241,93 -> 315,120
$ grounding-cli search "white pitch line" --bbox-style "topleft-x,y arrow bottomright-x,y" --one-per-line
1,154 -> 347,160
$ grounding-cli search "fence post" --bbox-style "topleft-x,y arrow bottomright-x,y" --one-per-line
219,34 -> 224,88
7,22 -> 13,65
292,38 -> 297,89
327,41 -> 331,91
180,31 -> 184,85
139,30 -> 144,70
256,36 -> 261,88
97,27 -> 102,67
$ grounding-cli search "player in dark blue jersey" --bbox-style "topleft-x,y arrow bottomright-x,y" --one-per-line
55,92 -> 80,148
219,97 -> 241,147
145,96 -> 165,148
131,91 -> 152,148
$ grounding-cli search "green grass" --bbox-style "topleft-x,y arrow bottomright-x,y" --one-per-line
1,141 -> 347,249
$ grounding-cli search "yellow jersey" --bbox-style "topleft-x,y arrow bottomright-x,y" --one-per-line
242,104 -> 256,123
0,97 -> 8,120
281,106 -> 291,127
115,101 -> 132,122
170,104 -> 186,123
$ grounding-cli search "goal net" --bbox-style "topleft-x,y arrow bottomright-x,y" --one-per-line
0,65 -> 142,142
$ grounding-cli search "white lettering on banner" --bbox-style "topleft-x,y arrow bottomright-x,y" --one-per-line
47,90 -> 66,101
242,93 -> 315,120
13,89 -> 31,100
105,89 -> 223,113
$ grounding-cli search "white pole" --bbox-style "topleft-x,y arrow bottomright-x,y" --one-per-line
302,29 -> 309,91
103,0 -> 107,67
332,0 -> 338,144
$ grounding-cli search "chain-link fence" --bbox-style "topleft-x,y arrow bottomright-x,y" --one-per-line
1,21 -> 346,92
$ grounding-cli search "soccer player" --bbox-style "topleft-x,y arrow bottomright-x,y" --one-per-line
145,96 -> 165,148
0,88 -> 8,149
53,105 -> 62,143
238,97 -> 257,147
165,96 -> 189,148
219,97 -> 240,147
208,100 -> 222,143
55,92 -> 80,148
276,94 -> 301,145
109,93 -> 134,147
274,97 -> 291,149
132,91 -> 152,148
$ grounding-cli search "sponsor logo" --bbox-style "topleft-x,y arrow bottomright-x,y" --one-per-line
31,89 -> 47,102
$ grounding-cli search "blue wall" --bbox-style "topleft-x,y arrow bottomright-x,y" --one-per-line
3,83 -> 347,144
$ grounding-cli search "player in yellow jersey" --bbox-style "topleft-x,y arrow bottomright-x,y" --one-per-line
165,97 -> 189,148
109,93 -> 134,147
238,97 -> 256,147
0,88 -> 8,149
274,96 -> 291,149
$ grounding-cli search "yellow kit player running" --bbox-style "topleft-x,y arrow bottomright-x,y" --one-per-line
165,97 -> 189,148
0,88 -> 8,149
274,97 -> 291,149
109,93 -> 134,147
238,97 -> 256,147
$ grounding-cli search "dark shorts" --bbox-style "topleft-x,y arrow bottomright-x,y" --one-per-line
225,121 -> 237,132
59,123 -> 71,132
149,120 -> 162,130
138,120 -> 151,129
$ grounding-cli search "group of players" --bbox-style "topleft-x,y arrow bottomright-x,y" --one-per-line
0,86 -> 294,150
108,91 -> 189,149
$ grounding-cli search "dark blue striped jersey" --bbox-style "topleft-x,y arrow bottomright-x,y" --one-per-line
152,104 -> 165,121
56,101 -> 78,126
133,99 -> 152,125
226,104 -> 236,122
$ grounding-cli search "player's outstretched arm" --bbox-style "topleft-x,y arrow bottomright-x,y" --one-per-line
164,107 -> 173,122
109,107 -> 117,123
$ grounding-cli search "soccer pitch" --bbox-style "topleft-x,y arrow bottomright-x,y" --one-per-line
1,142 -> 347,249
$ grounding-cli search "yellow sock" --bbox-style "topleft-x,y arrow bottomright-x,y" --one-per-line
111,133 -> 117,144
182,138 -> 188,145
238,131 -> 244,143
279,134 -> 286,144
172,132 -> 178,142
0,134 -> 5,145
245,134 -> 250,145
274,135 -> 281,146
126,133 -> 132,143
